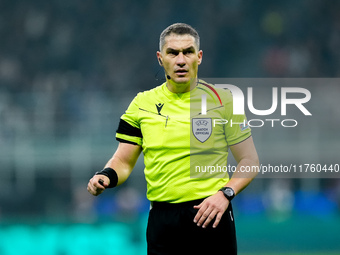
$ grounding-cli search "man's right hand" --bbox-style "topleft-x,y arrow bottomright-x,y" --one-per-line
87,175 -> 110,196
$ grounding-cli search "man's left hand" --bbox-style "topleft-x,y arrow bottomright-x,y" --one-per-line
193,191 -> 229,228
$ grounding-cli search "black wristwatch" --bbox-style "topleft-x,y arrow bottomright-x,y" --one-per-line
219,187 -> 235,201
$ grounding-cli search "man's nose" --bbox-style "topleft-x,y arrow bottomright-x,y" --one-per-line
176,52 -> 186,66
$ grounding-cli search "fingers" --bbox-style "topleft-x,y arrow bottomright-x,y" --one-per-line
199,208 -> 217,228
193,193 -> 229,228
87,178 -> 102,196
194,206 -> 219,228
213,212 -> 223,228
87,175 -> 109,196
193,202 -> 209,226
193,201 -> 203,210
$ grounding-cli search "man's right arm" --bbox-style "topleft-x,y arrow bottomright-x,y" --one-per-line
87,142 -> 142,196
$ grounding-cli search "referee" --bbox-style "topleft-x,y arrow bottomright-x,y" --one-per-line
87,23 -> 259,255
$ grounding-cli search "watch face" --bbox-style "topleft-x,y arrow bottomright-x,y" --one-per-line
225,189 -> 234,197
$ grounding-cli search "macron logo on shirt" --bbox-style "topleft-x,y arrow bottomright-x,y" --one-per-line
155,103 -> 164,115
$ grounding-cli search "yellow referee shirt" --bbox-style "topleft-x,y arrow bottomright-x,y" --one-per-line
116,80 -> 251,203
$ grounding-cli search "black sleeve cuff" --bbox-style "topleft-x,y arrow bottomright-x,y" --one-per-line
116,119 -> 142,138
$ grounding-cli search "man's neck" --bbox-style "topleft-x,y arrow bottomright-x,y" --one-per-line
166,78 -> 197,93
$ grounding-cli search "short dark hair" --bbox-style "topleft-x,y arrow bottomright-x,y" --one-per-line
159,23 -> 200,51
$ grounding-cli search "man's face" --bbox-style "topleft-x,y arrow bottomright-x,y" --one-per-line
157,33 -> 203,85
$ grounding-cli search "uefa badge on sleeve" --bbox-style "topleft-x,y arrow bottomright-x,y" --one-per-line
239,121 -> 249,132
192,118 -> 212,143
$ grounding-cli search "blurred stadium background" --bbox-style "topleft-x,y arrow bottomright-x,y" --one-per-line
0,0 -> 340,254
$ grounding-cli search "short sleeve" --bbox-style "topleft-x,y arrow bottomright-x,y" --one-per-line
223,92 -> 251,146
116,94 -> 143,146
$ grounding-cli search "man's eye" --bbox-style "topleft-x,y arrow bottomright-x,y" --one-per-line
184,50 -> 194,55
168,51 -> 178,56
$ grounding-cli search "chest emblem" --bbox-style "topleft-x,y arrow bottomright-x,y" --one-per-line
192,118 -> 212,143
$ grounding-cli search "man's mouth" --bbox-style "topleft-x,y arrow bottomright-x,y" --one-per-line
175,69 -> 188,76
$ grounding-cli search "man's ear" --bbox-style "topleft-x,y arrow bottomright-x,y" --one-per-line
156,51 -> 163,66
198,50 -> 203,65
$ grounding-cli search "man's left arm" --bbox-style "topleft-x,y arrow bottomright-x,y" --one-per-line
193,136 -> 259,228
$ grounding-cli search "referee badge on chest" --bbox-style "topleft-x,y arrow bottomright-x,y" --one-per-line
192,118 -> 212,143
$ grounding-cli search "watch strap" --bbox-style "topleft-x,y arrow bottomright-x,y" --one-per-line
219,187 -> 235,201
